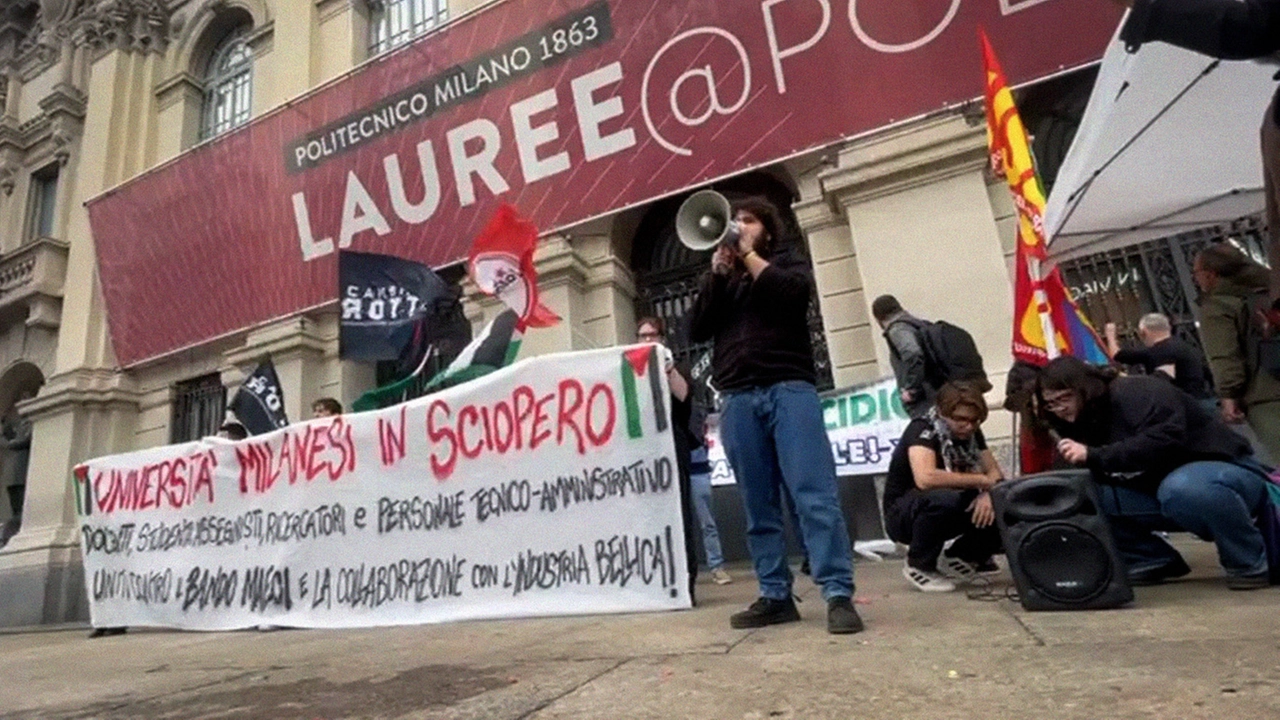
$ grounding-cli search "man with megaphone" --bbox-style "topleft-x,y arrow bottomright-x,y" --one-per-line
689,195 -> 862,636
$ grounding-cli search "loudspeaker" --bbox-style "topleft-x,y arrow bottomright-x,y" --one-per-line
991,471 -> 1133,611
675,190 -> 738,251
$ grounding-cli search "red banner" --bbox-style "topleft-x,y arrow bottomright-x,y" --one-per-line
87,0 -> 1122,366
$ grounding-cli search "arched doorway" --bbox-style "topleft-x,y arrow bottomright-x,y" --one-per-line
0,362 -> 43,546
630,169 -> 835,405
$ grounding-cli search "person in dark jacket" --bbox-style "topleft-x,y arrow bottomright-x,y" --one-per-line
637,316 -> 700,602
872,295 -> 936,419
690,196 -> 862,635
1037,356 -> 1271,590
1104,314 -> 1214,403
883,383 -> 1006,593
1115,0 -> 1280,296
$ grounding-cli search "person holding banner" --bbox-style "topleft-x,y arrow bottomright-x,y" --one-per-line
312,397 -> 343,418
637,316 -> 701,601
690,197 -> 862,635
883,384 -> 1005,593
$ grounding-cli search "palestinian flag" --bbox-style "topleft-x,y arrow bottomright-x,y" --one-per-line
423,309 -> 522,391
351,309 -> 522,411
621,345 -> 669,439
72,464 -> 92,517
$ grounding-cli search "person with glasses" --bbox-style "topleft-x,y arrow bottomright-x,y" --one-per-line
636,316 -> 700,602
883,383 -> 1006,592
1037,356 -> 1271,590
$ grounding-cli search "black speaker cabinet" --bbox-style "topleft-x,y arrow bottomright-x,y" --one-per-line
991,471 -> 1133,611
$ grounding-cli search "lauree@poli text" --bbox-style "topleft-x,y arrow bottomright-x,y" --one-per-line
289,0 -> 1059,262
291,62 -> 635,261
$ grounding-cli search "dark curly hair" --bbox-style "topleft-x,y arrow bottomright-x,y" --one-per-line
730,196 -> 788,257
1036,356 -> 1118,408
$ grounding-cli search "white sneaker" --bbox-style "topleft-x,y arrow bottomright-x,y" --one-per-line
903,563 -> 956,593
938,552 -> 979,584
711,568 -> 733,585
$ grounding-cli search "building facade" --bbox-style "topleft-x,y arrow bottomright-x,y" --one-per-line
0,0 -> 1103,627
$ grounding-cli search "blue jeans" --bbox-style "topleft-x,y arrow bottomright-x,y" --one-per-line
690,471 -> 725,570
1097,460 -> 1269,577
720,381 -> 854,600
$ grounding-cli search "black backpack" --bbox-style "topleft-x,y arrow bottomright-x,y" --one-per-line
1243,288 -> 1280,381
917,320 -> 992,392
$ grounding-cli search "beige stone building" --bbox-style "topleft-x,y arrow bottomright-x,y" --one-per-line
0,0 -> 1097,626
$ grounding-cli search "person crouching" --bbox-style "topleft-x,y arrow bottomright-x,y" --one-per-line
1037,356 -> 1271,590
883,383 -> 1006,592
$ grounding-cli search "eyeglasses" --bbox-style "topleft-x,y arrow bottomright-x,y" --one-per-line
1041,392 -> 1076,412
638,332 -> 662,340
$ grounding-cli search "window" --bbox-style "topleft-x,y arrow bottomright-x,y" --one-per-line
369,0 -> 448,56
25,166 -> 58,241
201,28 -> 253,140
171,374 -> 226,443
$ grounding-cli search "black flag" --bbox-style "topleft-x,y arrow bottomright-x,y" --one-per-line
229,358 -> 289,436
340,251 -> 448,361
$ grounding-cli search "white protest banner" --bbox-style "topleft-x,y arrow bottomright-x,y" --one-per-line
707,378 -> 910,486
74,345 -> 688,630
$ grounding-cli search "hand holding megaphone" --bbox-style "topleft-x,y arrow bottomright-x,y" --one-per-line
711,245 -> 736,276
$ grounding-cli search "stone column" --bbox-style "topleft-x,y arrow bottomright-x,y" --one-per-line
153,72 -> 203,161
792,156 -> 880,390
517,235 -> 588,357
315,0 -> 369,83
567,216 -> 637,349
816,112 -> 1017,461
223,317 -> 328,427
0,3 -> 174,627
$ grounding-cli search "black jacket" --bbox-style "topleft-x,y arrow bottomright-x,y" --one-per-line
689,247 -> 816,392
1123,0 -> 1280,121
1051,375 -> 1251,494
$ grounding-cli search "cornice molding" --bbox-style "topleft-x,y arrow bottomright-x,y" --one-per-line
223,316 -> 328,368
154,69 -> 201,110
22,366 -> 143,423
819,112 -> 988,207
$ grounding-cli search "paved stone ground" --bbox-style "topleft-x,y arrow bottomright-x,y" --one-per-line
2,538 -> 1279,719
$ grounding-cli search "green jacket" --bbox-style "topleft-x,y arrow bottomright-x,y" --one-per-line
1199,278 -> 1280,406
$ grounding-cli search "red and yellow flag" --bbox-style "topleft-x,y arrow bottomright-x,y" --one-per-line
981,30 -> 1108,366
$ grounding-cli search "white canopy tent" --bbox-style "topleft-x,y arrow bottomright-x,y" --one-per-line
1045,21 -> 1278,262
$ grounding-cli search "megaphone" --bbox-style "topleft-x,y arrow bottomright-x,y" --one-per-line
675,190 -> 738,251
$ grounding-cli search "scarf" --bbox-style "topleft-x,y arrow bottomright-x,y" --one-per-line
928,407 -> 984,473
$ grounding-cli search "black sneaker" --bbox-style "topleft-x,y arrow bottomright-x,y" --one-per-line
729,596 -> 800,629
1126,556 -> 1191,586
88,627 -> 127,639
826,596 -> 864,635
1225,571 -> 1270,591
973,557 -> 1001,574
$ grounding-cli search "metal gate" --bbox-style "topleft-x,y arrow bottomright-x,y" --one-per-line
1057,215 -> 1269,352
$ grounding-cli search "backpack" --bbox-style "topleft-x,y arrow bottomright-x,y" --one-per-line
919,320 -> 993,393
1243,288 -> 1280,381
